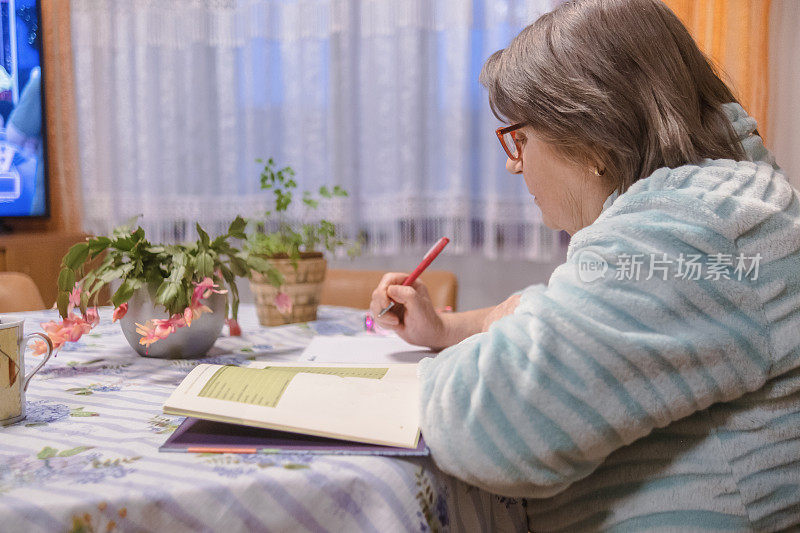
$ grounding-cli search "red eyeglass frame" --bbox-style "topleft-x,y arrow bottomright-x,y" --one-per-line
495,123 -> 525,161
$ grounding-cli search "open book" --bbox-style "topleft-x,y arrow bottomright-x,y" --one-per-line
163,361 -> 421,449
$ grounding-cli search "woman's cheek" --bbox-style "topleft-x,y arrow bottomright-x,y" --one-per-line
522,174 -> 537,196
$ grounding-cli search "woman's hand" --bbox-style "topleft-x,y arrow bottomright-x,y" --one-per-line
369,273 -> 449,350
481,294 -> 521,331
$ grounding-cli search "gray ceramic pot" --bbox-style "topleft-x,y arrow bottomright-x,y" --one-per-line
119,286 -> 227,359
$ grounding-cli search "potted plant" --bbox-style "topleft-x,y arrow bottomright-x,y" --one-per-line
38,216 -> 277,359
246,158 -> 359,326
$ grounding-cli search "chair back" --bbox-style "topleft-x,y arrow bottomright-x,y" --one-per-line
321,269 -> 458,311
0,272 -> 47,313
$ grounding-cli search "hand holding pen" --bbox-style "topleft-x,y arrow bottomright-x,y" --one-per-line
377,237 -> 450,317
367,238 -> 452,349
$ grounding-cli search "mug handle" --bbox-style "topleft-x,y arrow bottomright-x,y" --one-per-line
22,332 -> 54,392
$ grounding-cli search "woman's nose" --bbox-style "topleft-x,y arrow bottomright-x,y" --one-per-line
505,157 -> 522,174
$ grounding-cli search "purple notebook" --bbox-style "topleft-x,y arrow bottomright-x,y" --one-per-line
160,417 -> 429,456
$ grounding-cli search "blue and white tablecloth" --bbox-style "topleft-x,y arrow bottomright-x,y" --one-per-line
0,304 -> 528,532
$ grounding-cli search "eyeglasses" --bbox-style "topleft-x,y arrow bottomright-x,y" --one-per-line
495,123 -> 525,161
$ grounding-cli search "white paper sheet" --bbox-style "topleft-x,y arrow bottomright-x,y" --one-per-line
299,334 -> 435,364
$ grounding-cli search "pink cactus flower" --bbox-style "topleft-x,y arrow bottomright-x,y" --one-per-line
189,303 -> 212,323
226,318 -> 242,336
68,285 -> 82,311
112,303 -> 128,322
85,307 -> 100,327
32,340 -> 50,356
192,277 -> 227,306
183,306 -> 194,327
275,292 -> 292,315
35,308 -> 97,355
40,277 -> 229,354
136,317 -> 180,348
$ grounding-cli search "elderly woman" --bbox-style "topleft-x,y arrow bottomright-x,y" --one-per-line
369,0 -> 800,530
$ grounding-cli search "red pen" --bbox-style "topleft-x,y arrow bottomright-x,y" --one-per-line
377,237 -> 450,317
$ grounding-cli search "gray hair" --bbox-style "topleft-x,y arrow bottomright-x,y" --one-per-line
480,0 -> 747,192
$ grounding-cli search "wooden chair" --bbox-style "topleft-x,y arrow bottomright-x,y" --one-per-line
0,272 -> 47,313
320,269 -> 458,311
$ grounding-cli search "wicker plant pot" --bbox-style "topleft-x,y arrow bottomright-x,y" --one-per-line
250,252 -> 327,326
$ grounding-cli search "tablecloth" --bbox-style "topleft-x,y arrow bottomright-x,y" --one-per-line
0,304 -> 528,532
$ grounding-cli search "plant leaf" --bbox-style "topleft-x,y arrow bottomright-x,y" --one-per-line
229,255 -> 248,277
57,268 -> 76,292
114,237 -> 135,251
57,291 -> 69,317
172,251 -> 187,266
168,265 -> 187,284
87,237 -> 112,253
70,407 -> 99,417
111,279 -> 136,308
99,266 -> 126,284
246,255 -> 273,274
82,271 -> 97,290
37,447 -> 58,459
196,224 -> 211,248
57,446 -> 93,457
302,191 -> 318,208
219,266 -> 240,319
196,252 -> 213,277
227,216 -> 247,238
155,280 -> 171,302
266,268 -> 284,288
156,282 -> 179,307
62,243 -> 90,269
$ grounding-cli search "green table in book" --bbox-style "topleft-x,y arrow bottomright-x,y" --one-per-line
197,365 -> 389,408
0,304 -> 528,533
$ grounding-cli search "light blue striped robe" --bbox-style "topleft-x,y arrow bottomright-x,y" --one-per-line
419,103 -> 800,532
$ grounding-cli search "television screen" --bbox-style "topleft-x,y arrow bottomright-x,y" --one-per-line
0,0 -> 45,217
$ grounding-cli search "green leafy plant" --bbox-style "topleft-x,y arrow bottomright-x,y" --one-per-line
58,215 -> 271,318
36,215 -> 278,353
245,157 -> 360,287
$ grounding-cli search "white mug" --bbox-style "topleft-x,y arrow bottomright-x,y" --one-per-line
0,317 -> 54,426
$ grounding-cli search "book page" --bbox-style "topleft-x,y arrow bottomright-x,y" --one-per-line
163,362 -> 420,448
299,334 -> 434,364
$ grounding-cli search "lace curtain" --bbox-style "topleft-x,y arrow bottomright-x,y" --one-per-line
72,0 -> 561,259
767,0 -> 800,189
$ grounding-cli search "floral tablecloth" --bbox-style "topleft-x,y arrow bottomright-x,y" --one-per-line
0,304 -> 527,533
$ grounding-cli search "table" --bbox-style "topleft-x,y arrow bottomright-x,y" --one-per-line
1,305 -> 528,532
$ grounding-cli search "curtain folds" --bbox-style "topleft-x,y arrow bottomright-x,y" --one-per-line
664,0 -> 771,136
72,0 -> 561,260
766,0 -> 800,188
72,0 -> 777,258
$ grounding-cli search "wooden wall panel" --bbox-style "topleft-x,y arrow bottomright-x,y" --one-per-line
0,233 -> 87,307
